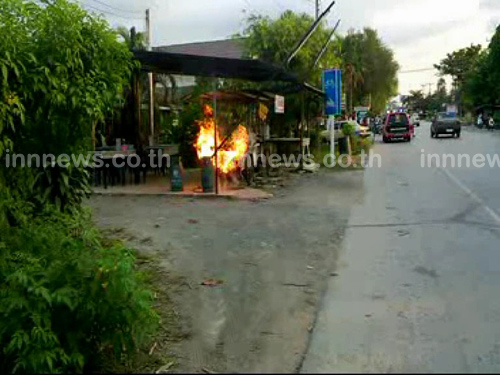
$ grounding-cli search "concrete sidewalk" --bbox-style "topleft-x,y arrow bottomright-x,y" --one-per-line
92,172 -> 273,200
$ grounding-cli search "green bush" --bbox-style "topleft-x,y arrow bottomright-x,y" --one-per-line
349,134 -> 372,155
31,162 -> 92,213
309,128 -> 320,150
342,121 -> 357,137
0,3 -> 158,372
0,208 -> 158,373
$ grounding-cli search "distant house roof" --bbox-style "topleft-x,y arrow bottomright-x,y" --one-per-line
154,38 -> 247,59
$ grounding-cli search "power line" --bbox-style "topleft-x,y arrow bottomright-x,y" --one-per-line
272,0 -> 285,13
243,0 -> 259,15
87,0 -> 143,15
80,1 -> 144,20
399,67 -> 436,74
285,0 -> 336,67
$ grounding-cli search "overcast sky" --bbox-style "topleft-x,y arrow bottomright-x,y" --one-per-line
87,0 -> 500,95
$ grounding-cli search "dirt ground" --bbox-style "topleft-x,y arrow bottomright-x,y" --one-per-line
89,169 -> 365,373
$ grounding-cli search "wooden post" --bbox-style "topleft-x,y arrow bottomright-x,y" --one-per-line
134,71 -> 141,147
91,121 -> 97,150
146,9 -> 155,146
299,91 -> 305,170
307,94 -> 311,141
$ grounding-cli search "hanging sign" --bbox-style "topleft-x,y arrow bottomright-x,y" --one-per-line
258,103 -> 269,120
323,69 -> 342,116
275,95 -> 285,114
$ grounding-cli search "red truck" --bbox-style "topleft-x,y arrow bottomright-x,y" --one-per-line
382,112 -> 413,143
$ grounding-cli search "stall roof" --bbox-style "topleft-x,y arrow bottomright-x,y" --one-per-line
134,50 -> 296,82
200,90 -> 276,104
133,50 -> 324,96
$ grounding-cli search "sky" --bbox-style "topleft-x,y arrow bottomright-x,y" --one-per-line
83,0 -> 500,95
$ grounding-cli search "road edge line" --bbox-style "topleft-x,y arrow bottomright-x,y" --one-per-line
439,167 -> 500,225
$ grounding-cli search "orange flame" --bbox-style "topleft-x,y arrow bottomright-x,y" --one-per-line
195,117 -> 218,159
195,106 -> 249,174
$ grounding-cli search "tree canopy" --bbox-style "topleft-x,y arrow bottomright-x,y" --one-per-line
237,12 -> 399,119
403,78 -> 453,115
117,26 -> 147,51
0,0 -> 134,158
434,44 -> 483,112
464,26 -> 500,107
434,44 -> 483,86
341,28 -> 399,114
238,10 -> 342,84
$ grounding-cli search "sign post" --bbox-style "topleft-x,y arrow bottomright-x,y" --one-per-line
323,69 -> 342,156
327,116 -> 335,155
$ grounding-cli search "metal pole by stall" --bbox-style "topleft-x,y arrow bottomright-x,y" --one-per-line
213,79 -> 219,195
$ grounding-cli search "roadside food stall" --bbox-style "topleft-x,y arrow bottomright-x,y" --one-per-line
130,50 -> 324,194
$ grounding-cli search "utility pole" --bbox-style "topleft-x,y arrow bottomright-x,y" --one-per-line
285,0 -> 335,67
146,9 -> 155,146
311,18 -> 341,70
315,0 -> 320,19
421,83 -> 432,96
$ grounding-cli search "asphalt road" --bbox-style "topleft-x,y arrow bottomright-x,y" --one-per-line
301,122 -> 500,373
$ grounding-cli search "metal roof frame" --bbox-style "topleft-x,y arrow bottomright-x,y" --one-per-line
133,50 -> 324,97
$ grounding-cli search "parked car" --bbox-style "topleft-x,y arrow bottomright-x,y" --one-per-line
431,112 -> 461,138
382,112 -> 412,143
356,123 -> 372,138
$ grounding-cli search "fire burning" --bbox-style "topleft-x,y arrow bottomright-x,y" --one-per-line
195,105 -> 250,174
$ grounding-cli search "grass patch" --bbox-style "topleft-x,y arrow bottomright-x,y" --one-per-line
99,231 -> 188,374
311,144 -> 366,172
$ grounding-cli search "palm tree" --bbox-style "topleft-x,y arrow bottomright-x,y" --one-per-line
116,26 -> 147,51
345,63 -> 364,114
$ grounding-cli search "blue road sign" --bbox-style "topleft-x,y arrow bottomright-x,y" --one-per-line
323,69 -> 342,116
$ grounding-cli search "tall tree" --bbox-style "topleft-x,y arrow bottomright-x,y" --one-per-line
434,44 -> 482,111
432,77 -> 449,111
0,0 -> 133,186
465,26 -> 500,107
434,44 -> 483,86
344,62 -> 364,114
239,10 -> 342,84
404,90 -> 426,112
341,28 -> 399,114
436,78 -> 447,96
116,26 -> 147,51
236,10 -> 342,137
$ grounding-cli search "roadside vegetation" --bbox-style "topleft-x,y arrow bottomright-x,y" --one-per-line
0,0 -> 159,372
312,121 -> 372,171
405,25 -> 500,121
